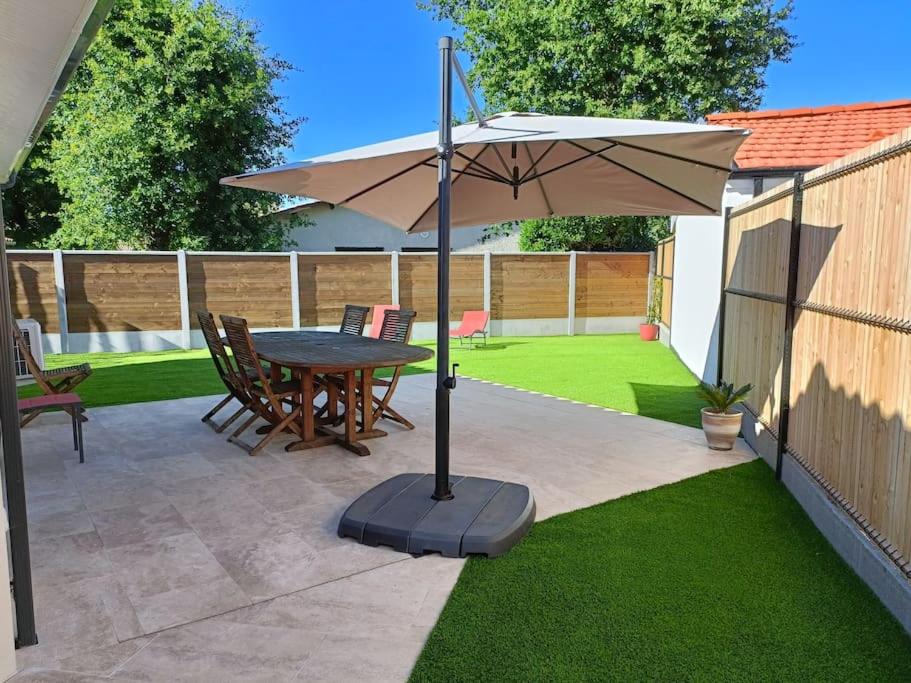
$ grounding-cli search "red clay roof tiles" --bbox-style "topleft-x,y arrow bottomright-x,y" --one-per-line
707,100 -> 911,170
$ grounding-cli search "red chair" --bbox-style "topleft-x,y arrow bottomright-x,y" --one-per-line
18,393 -> 86,463
449,310 -> 489,349
368,304 -> 399,338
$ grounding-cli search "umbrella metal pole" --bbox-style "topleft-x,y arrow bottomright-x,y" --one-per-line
433,36 -> 455,501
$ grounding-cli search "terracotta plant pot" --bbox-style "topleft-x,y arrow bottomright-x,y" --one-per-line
639,323 -> 659,341
701,408 -> 742,451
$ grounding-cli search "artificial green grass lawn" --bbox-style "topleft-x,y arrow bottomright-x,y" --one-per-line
410,460 -> 911,682
19,334 -> 705,426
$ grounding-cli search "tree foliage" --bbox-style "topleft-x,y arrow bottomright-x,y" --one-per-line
518,215 -> 670,251
4,0 -> 303,250
425,0 -> 795,251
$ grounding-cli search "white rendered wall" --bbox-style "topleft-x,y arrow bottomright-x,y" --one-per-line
669,176 -> 791,381
281,205 -> 510,252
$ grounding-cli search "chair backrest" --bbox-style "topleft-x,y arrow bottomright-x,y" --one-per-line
378,308 -> 417,344
11,321 -> 53,394
196,311 -> 230,378
368,304 -> 399,338
339,304 -> 370,336
462,310 -> 490,333
219,315 -> 269,394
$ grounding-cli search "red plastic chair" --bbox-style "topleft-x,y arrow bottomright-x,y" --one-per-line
449,310 -> 490,349
368,304 -> 399,338
18,393 -> 86,463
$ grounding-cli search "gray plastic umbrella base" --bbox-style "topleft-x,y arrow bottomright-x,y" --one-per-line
338,473 -> 535,558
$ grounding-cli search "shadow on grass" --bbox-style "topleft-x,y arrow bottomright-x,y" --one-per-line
628,382 -> 704,428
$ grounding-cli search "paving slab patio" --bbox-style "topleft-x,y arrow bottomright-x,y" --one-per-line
12,373 -> 754,681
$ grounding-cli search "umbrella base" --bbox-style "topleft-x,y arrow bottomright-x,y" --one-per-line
338,473 -> 535,557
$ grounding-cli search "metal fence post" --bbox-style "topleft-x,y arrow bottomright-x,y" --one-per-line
716,207 -> 732,385
290,251 -> 300,329
390,251 -> 400,305
567,251 -> 577,336
52,249 -> 68,353
176,250 -> 190,349
776,174 -> 805,480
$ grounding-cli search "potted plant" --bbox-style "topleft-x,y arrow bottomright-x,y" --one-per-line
640,277 -> 661,341
698,380 -> 754,450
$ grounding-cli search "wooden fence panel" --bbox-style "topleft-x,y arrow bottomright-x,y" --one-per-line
297,254 -> 392,326
722,127 -> 911,566
491,254 -> 569,320
655,237 -> 674,328
188,254 -> 291,329
723,192 -> 792,430
63,253 -> 180,332
575,254 -> 649,317
7,252 -> 59,333
398,254 -> 484,322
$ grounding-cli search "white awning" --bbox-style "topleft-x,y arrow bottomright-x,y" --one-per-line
0,0 -> 112,185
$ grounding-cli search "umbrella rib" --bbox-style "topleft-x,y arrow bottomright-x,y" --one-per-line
518,141 -> 559,183
336,153 -> 438,207
453,150 -> 513,184
598,138 -> 734,173
522,142 -> 554,216
523,142 -> 617,184
568,140 -> 717,213
406,143 -> 493,233
420,160 -> 508,185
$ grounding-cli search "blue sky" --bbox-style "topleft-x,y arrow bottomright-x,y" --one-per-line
222,1 -> 911,160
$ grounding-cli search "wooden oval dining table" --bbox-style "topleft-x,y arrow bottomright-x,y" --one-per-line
250,330 -> 433,456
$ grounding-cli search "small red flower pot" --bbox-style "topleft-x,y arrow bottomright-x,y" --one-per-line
639,323 -> 660,341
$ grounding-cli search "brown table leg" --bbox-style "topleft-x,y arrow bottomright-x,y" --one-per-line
286,366 -> 335,451
356,367 -> 387,441
320,369 -> 371,456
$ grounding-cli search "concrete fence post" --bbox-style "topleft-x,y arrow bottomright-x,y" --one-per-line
176,250 -> 190,349
390,251 -> 400,305
483,251 -> 492,334
567,251 -> 577,336
290,251 -> 300,329
52,249 -> 68,353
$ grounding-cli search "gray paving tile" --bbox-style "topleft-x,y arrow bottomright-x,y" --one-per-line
90,501 -> 192,549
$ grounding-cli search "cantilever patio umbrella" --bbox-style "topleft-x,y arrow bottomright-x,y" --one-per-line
222,37 -> 748,558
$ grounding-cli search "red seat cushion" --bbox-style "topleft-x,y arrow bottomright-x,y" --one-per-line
18,393 -> 83,411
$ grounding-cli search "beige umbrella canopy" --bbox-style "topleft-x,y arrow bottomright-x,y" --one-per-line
221,111 -> 748,230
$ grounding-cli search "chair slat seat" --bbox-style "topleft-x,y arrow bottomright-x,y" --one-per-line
43,363 -> 92,378
251,378 -> 299,398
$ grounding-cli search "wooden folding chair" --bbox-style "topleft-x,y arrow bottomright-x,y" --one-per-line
196,311 -> 254,433
220,315 -> 303,456
339,304 -> 369,335
13,321 -> 91,428
363,308 -> 418,429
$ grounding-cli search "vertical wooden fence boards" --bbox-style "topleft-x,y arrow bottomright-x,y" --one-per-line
655,236 -> 674,327
296,253 -> 392,327
64,253 -> 181,332
575,253 -> 649,317
187,254 -> 292,329
6,252 -> 59,333
490,254 -> 569,319
398,254 -> 484,322
721,127 -> 911,571
722,189 -> 792,431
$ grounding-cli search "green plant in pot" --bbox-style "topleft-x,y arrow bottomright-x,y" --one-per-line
640,277 -> 662,341
698,380 -> 753,450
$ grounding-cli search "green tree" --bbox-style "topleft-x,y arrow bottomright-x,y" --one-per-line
5,0 -> 303,250
426,0 -> 795,251
518,215 -> 669,251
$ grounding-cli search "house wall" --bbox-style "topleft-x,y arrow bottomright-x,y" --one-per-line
280,204 -> 513,253
669,176 -> 791,381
